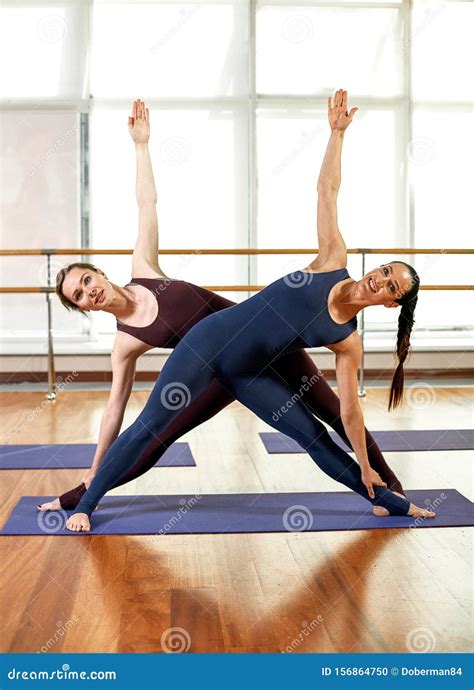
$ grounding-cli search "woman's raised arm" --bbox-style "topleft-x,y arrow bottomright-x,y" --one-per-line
128,99 -> 165,278
305,89 -> 358,272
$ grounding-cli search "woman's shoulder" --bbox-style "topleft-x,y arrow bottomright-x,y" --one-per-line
301,258 -> 347,274
129,271 -> 171,282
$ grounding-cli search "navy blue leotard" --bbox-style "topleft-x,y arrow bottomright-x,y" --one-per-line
74,268 -> 410,518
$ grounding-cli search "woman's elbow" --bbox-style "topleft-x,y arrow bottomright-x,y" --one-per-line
317,181 -> 338,198
341,407 -> 362,429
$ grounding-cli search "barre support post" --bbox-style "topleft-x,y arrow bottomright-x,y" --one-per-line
358,251 -> 366,398
46,254 -> 56,400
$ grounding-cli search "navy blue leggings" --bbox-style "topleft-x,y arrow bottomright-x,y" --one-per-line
75,332 -> 410,518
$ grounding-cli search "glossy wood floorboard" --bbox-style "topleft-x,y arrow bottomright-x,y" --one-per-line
0,386 -> 472,653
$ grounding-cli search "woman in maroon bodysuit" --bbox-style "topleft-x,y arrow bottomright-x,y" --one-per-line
37,98 -> 405,515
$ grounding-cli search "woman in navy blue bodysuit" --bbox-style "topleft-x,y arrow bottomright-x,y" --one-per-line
67,90 -> 435,531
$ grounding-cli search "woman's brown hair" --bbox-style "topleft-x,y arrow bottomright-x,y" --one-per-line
388,261 -> 420,410
56,262 -> 103,314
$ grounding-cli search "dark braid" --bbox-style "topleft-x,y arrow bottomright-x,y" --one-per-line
388,262 -> 420,410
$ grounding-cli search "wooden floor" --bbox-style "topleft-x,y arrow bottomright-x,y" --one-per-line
0,385 -> 472,653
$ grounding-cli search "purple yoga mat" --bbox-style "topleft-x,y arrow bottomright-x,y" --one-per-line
260,429 -> 474,454
0,443 -> 196,469
2,490 -> 472,535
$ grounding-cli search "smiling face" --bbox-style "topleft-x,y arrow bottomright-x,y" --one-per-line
359,262 -> 416,308
61,267 -> 111,312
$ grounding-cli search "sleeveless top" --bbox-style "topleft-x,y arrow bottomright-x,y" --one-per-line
258,268 -> 358,351
204,267 -> 358,367
116,277 -> 235,348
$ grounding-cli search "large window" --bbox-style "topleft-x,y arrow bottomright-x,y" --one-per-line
0,0 -> 473,342
0,109 -> 81,336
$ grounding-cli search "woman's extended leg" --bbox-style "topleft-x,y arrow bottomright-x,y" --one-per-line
70,336 -> 220,522
222,371 -> 410,515
71,365 -> 409,530
58,378 -> 234,510
271,350 -> 405,495
68,318 -> 431,528
58,351 -> 402,511
60,349 -> 403,511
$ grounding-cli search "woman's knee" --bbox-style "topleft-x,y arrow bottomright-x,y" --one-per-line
304,427 -> 337,453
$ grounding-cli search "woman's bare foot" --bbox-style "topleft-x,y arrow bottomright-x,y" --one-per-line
66,513 -> 91,532
372,490 -> 405,517
372,491 -> 436,518
37,498 -> 61,511
36,474 -> 94,513
407,503 -> 435,518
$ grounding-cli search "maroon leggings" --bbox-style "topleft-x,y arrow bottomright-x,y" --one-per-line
59,349 -> 403,509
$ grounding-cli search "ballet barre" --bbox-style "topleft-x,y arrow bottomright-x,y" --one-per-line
0,248 -> 472,399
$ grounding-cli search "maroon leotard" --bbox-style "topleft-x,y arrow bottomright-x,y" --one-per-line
59,277 -> 404,509
116,277 -> 235,347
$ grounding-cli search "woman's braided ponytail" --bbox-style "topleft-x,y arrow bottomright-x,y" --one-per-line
388,262 -> 420,410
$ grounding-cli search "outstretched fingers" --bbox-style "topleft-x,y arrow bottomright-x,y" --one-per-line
131,98 -> 146,121
348,106 -> 358,120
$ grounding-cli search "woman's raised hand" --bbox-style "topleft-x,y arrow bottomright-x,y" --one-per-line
128,99 -> 150,144
328,89 -> 358,131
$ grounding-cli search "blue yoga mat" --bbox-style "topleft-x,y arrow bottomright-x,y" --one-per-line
260,429 -> 474,454
0,443 -> 196,470
2,489 -> 471,535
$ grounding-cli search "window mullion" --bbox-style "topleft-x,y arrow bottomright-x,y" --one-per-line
403,0 -> 414,249
248,0 -> 258,291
